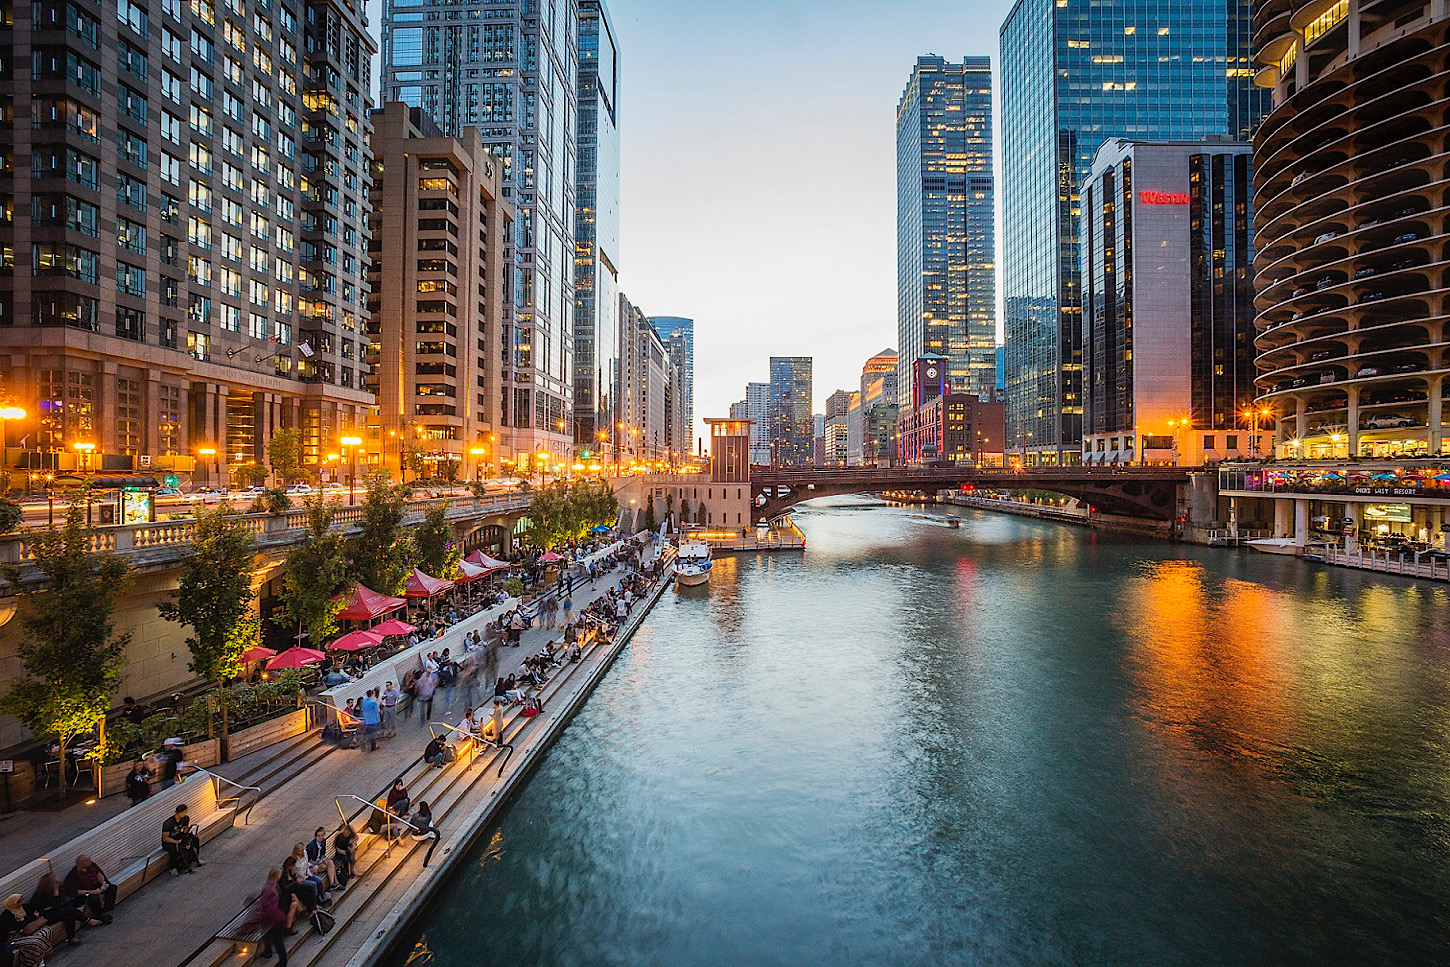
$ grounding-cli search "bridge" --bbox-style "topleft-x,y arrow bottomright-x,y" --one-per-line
749,466 -> 1193,521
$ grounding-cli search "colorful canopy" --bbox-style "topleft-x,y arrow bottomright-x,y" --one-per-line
404,567 -> 455,598
538,551 -> 565,564
464,550 -> 511,571
334,583 -> 407,621
265,647 -> 326,670
370,619 -> 418,637
329,629 -> 384,652
454,559 -> 487,582
242,646 -> 277,663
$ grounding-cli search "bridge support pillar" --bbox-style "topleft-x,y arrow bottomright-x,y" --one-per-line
1294,498 -> 1310,547
1274,498 -> 1293,538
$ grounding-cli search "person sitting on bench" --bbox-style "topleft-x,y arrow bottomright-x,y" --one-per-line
303,830 -> 340,890
28,873 -> 98,942
124,760 -> 152,807
62,855 -> 116,923
2,893 -> 65,966
161,804 -> 204,875
286,847 -> 330,908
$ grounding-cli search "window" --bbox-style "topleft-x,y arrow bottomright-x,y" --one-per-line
189,104 -> 213,137
191,66 -> 214,101
249,312 -> 268,340
187,215 -> 212,249
189,180 -> 212,211
119,41 -> 148,79
116,307 -> 145,341
116,261 -> 147,296
161,28 -> 183,61
160,111 -> 182,144
34,244 -> 99,283
188,255 -> 210,287
116,173 -> 147,210
117,0 -> 148,36
117,217 -> 146,254
158,151 -> 180,185
188,330 -> 211,361
221,303 -> 242,332
160,70 -> 182,104
189,142 -> 212,174
117,129 -> 147,167
190,28 -> 214,62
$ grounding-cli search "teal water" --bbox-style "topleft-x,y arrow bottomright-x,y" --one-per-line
395,499 -> 1450,966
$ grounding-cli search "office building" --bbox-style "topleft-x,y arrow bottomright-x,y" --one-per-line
896,56 -> 996,401
745,380 -> 770,465
574,0 -> 621,452
650,316 -> 695,445
1250,0 -> 1450,461
0,0 -> 376,485
823,389 -> 852,466
846,390 -> 864,466
860,348 -> 899,465
768,357 -> 813,467
366,103 -> 512,480
1079,139 -> 1263,465
381,0 -> 578,465
1000,0 -> 1269,464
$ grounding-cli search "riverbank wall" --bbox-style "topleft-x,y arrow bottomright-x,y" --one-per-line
346,551 -> 677,967
893,493 -> 1175,540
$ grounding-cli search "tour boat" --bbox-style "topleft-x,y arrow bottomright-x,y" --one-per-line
1246,537 -> 1302,556
914,514 -> 962,529
674,541 -> 713,587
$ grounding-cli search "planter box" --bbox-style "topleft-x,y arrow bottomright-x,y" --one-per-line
94,738 -> 219,799
224,707 -> 311,761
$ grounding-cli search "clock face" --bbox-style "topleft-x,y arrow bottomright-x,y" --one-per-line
926,366 -> 938,379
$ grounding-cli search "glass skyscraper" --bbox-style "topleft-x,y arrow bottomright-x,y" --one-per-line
896,57 -> 996,402
381,0 -> 579,462
648,316 -> 694,444
768,357 -> 813,468
575,0 -> 621,453
1000,0 -> 1267,464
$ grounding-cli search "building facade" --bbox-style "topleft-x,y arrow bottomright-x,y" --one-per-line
649,315 -> 694,449
573,0 -> 620,453
744,380 -> 770,465
899,392 -> 1005,466
1,0 -> 376,487
1000,0 -> 1269,465
767,356 -> 813,467
896,56 -> 996,402
380,0 -> 578,465
823,389 -> 852,466
1080,139 -> 1265,466
366,103 -> 512,481
860,348 -> 899,465
1251,0 -> 1450,462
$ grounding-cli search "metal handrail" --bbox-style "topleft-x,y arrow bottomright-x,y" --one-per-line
428,719 -> 513,777
191,767 -> 262,826
334,794 -> 421,854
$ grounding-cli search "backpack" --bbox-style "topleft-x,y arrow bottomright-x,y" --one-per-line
312,909 -> 335,935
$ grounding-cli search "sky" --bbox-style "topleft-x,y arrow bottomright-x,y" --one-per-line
605,0 -> 1018,439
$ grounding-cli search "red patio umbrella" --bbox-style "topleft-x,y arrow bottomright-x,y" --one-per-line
242,645 -> 277,663
465,550 -> 510,571
538,551 -> 565,564
370,619 -> 418,637
329,629 -> 384,652
265,647 -> 326,670
333,583 -> 407,621
404,568 -> 455,598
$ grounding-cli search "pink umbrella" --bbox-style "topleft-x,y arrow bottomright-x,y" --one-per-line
265,647 -> 326,670
329,629 -> 384,652
242,646 -> 277,663
538,551 -> 565,563
370,619 -> 417,637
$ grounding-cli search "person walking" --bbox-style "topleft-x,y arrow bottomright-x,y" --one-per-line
381,682 -> 399,738
561,593 -> 573,629
415,669 -> 438,721
243,869 -> 291,967
360,690 -> 381,752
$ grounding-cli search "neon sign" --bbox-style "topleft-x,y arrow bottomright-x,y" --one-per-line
1139,190 -> 1190,205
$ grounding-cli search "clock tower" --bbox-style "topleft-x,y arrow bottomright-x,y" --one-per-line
911,355 -> 949,408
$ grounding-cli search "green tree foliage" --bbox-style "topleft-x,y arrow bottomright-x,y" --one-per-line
696,502 -> 708,525
643,494 -> 657,533
0,500 -> 129,793
351,470 -> 412,594
0,498 -> 21,534
521,478 -> 619,550
277,495 -> 349,650
438,456 -> 461,485
679,498 -> 692,525
413,501 -> 461,577
233,463 -> 269,488
158,507 -> 259,689
267,428 -> 307,484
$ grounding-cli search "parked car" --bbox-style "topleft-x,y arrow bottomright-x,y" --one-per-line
1356,367 -> 1380,377
1315,275 -> 1339,290
1393,232 -> 1420,245
1319,373 -> 1338,384
155,487 -> 182,497
1393,362 -> 1424,373
285,483 -> 314,494
1389,258 -> 1420,272
194,488 -> 229,504
1366,414 -> 1413,429
1309,350 -> 1333,361
1359,217 -> 1382,230
1292,286 -> 1311,297
1359,291 -> 1385,304
1291,310 -> 1308,321
1355,266 -> 1377,279
1314,231 -> 1339,245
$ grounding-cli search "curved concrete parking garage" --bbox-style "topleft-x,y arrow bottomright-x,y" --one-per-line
1251,1 -> 1450,458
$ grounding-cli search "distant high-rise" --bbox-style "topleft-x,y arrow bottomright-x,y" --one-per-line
574,0 -> 622,454
381,0 -> 579,465
745,381 -> 770,465
897,56 -> 996,402
649,316 -> 694,445
768,358 -> 813,467
1000,0 -> 1268,465
860,349 -> 899,465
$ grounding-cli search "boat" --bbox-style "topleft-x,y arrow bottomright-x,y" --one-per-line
913,515 -> 961,529
1246,537 -> 1303,556
674,540 -> 713,587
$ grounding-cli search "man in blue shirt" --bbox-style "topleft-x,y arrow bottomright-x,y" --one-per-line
360,689 -> 382,752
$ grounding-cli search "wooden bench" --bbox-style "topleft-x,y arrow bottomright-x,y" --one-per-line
0,773 -> 240,909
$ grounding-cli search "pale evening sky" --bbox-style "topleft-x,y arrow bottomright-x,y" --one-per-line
606,0 -> 1015,441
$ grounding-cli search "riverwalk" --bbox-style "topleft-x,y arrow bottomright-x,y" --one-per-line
0,546 -> 673,967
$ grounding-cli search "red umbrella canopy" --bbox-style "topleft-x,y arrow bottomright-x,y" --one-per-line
329,629 -> 385,652
538,551 -> 565,563
265,647 -> 327,670
405,568 -> 455,598
465,550 -> 510,570
455,559 -> 486,582
243,646 -> 277,663
371,619 -> 418,637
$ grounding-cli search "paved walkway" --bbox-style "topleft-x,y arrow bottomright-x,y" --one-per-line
1,554 -> 646,967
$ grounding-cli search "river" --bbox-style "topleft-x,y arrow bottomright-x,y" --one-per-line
394,498 -> 1450,966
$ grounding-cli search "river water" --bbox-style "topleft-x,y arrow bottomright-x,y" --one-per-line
395,499 -> 1450,966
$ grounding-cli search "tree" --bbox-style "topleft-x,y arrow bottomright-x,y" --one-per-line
233,463 -> 269,488
0,499 -> 129,795
438,456 -> 461,485
679,498 -> 692,526
400,436 -> 427,482
0,498 -> 21,535
157,508 -> 258,737
413,501 -> 462,576
643,495 -> 657,532
351,470 -> 412,595
267,428 -> 307,485
277,496 -> 349,651
695,502 -> 707,525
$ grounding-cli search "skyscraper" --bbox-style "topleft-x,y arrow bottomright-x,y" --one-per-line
1,0 -> 376,484
768,358 -> 813,467
745,381 -> 770,465
896,56 -> 996,402
381,0 -> 579,464
649,316 -> 694,445
860,349 -> 899,465
574,0 -> 621,452
1000,0 -> 1268,465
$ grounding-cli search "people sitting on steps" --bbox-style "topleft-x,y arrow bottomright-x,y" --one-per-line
161,804 -> 204,876
301,832 -> 340,891
331,824 -> 358,886
423,734 -> 452,769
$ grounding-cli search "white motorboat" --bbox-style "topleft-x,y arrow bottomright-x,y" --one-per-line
1246,537 -> 1302,556
674,541 -> 713,587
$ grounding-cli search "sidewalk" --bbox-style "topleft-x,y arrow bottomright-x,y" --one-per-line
0,555 -> 644,967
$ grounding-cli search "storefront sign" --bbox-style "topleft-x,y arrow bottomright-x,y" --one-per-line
1138,190 -> 1190,205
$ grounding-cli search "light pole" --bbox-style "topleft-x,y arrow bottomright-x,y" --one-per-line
197,446 -> 216,490
341,436 -> 362,505
469,447 -> 486,483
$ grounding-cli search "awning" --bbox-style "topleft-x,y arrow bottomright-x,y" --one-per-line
405,568 -> 455,598
538,551 -> 565,563
370,619 -> 417,637
454,559 -> 487,582
329,629 -> 384,652
464,550 -> 510,571
333,583 -> 407,621
265,647 -> 326,670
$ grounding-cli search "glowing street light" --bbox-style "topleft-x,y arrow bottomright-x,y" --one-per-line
0,406 -> 25,465
340,435 -> 362,505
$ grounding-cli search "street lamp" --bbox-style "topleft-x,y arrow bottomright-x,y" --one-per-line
469,446 -> 486,483
197,446 -> 217,489
72,440 -> 95,472
340,436 -> 362,505
0,407 -> 25,471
